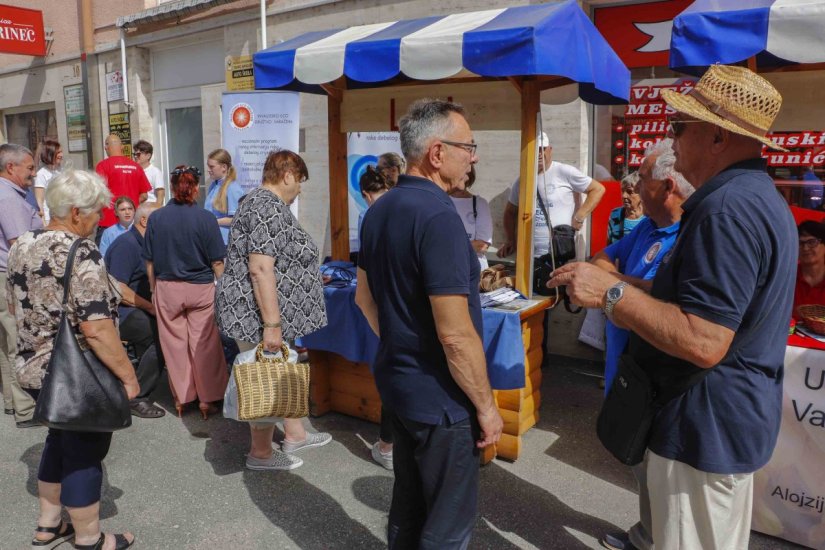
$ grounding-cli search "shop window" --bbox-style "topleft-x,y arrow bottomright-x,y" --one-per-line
4,108 -> 58,153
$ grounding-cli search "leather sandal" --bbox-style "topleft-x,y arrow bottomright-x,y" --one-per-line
32,520 -> 74,549
74,533 -> 135,550
130,400 -> 166,419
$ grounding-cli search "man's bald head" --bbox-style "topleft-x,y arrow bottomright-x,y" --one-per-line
105,134 -> 123,157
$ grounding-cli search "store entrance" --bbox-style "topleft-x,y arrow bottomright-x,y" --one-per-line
160,100 -> 204,205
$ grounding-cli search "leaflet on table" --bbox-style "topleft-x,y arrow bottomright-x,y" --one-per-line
488,298 -> 545,313
796,326 -> 825,343
480,288 -> 520,308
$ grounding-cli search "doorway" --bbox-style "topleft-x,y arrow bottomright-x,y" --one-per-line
159,100 -> 204,205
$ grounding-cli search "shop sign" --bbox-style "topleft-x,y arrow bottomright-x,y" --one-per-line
226,56 -> 255,91
764,132 -> 825,167
106,70 -> 124,102
594,0 -> 693,69
63,84 -> 87,153
0,5 -> 46,56
108,112 -> 132,158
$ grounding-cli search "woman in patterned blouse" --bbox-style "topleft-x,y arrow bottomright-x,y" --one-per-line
216,150 -> 330,472
6,170 -> 138,550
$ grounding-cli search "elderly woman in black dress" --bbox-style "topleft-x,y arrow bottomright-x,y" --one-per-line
216,149 -> 330,471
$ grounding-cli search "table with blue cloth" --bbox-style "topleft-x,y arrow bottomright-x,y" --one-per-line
298,264 -> 551,462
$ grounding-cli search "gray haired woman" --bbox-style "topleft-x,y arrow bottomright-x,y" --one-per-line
6,169 -> 139,550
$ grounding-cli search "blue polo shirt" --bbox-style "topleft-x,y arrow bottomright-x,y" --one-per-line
602,218 -> 679,393
99,222 -> 131,257
105,226 -> 150,321
142,200 -> 225,284
358,175 -> 481,425
629,159 -> 797,474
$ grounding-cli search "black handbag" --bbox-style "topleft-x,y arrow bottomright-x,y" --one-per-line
533,191 -> 578,298
33,239 -> 132,432
597,354 -> 710,465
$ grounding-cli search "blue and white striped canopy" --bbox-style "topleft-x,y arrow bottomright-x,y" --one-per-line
670,0 -> 825,72
253,0 -> 629,105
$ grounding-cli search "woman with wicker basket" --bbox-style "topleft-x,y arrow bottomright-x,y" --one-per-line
215,150 -> 330,471
794,220 -> 825,326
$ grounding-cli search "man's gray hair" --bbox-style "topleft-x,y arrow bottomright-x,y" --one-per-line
135,200 -> 159,222
47,169 -> 112,219
0,143 -> 33,173
399,99 -> 466,164
645,138 -> 694,198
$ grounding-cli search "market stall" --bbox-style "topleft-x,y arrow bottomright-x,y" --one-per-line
252,0 -> 629,462
668,2 -> 825,546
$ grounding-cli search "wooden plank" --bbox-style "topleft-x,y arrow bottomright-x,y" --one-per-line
328,88 -> 350,261
308,350 -> 331,417
329,368 -> 381,401
481,444 -> 497,465
496,433 -> 521,461
500,407 -> 538,435
327,355 -> 374,378
330,391 -> 381,423
497,387 -> 542,413
515,79 -> 540,296
526,347 -> 543,375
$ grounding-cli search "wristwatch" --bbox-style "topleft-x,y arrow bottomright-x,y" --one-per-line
603,281 -> 628,320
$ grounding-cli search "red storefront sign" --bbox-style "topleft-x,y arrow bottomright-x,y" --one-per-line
594,0 -> 693,69
0,5 -> 46,56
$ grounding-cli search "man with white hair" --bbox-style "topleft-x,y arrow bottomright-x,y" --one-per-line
0,143 -> 41,428
105,200 -> 165,419
550,65 -> 797,549
593,138 -> 693,550
356,98 -> 502,549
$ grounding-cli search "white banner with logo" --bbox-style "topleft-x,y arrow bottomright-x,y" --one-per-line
347,132 -> 402,251
221,91 -> 300,197
752,345 -> 825,549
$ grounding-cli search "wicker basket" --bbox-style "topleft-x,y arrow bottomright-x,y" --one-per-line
797,304 -> 825,336
234,343 -> 310,420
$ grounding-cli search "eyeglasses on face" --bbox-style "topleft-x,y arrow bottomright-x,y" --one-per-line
667,117 -> 704,138
440,140 -> 478,156
799,237 -> 823,250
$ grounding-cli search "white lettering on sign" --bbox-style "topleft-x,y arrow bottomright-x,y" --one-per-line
0,25 -> 36,42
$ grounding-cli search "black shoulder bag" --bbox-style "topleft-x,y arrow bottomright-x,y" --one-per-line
34,239 -> 132,432
533,192 -> 579,313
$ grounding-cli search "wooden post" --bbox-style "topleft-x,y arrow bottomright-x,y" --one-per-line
327,89 -> 350,261
515,79 -> 540,296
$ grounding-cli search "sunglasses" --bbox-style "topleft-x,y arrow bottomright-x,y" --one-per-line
667,118 -> 704,138
799,237 -> 823,250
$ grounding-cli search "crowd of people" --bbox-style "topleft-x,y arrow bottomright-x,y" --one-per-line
0,63 -> 823,550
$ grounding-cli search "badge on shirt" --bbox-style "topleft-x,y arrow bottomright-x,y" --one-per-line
644,241 -> 662,264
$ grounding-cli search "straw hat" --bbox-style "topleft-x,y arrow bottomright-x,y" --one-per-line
661,64 -> 787,151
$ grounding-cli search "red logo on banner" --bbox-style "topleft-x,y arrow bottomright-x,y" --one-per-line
594,0 -> 693,68
0,5 -> 46,56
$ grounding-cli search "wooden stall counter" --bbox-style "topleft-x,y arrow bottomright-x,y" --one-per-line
305,295 -> 552,464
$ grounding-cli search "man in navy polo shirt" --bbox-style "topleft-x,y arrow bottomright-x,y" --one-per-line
105,201 -> 165,419
356,99 -> 502,549
593,138 -> 693,550
551,65 -> 796,549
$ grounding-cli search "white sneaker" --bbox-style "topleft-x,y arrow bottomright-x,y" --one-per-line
245,450 -> 303,471
282,432 -> 332,453
371,442 -> 393,470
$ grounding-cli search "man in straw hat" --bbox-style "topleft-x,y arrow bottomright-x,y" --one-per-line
549,64 -> 797,549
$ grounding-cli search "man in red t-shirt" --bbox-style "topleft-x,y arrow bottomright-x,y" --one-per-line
95,134 -> 151,229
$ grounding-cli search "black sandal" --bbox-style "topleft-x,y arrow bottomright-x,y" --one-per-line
74,533 -> 135,550
130,400 -> 166,419
32,520 -> 74,549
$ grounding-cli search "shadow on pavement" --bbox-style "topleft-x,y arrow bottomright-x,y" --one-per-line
243,469 -> 385,549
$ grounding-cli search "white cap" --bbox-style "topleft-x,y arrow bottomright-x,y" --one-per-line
538,132 -> 550,148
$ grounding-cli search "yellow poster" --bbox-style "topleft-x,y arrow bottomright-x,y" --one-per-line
226,56 -> 255,91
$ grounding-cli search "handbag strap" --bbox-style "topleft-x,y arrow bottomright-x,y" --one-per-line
61,239 -> 85,308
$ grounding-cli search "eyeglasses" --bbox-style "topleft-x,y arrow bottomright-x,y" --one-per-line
132,151 -> 146,158
441,140 -> 478,156
799,237 -> 823,249
667,118 -> 705,138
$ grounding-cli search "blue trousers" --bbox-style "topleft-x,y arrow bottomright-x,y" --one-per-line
27,388 -> 113,507
387,412 -> 480,550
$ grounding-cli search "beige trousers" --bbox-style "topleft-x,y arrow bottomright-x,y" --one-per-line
0,272 -> 36,421
647,450 -> 753,550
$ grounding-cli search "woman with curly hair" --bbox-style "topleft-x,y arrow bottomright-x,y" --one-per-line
142,166 -> 228,419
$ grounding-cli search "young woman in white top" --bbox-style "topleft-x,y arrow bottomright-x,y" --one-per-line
33,139 -> 63,223
449,166 -> 493,269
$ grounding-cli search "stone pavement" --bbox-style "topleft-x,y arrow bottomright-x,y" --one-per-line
0,358 -> 804,549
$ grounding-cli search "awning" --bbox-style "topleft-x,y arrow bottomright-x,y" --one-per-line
253,0 -> 629,104
670,0 -> 825,72
117,0 -> 235,29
